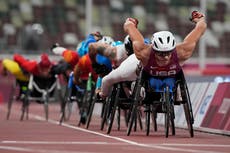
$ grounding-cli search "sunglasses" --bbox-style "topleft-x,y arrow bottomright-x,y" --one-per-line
155,51 -> 172,57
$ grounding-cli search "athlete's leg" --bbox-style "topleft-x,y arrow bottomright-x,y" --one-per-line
101,54 -> 139,97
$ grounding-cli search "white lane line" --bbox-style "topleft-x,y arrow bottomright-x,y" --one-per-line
161,143 -> 230,147
0,145 -> 89,153
2,141 -> 124,145
1,106 -> 227,153
31,114 -> 226,153
0,146 -> 32,152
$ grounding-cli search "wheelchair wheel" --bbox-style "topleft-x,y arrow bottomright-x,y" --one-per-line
44,94 -> 49,121
151,109 -> 157,132
85,92 -> 96,129
163,86 -> 170,138
127,81 -> 142,136
117,108 -> 121,131
145,104 -> 151,136
59,87 -> 72,124
163,86 -> 176,138
20,90 -> 30,121
137,109 -> 143,131
107,84 -> 120,134
100,97 -> 110,131
79,90 -> 93,126
170,103 -> 176,136
182,84 -> 194,137
6,81 -> 17,120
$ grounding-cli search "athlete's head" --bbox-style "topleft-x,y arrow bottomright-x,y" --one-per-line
124,35 -> 133,56
38,53 -> 52,77
93,54 -> 112,75
151,31 -> 176,64
151,31 -> 176,52
98,36 -> 114,45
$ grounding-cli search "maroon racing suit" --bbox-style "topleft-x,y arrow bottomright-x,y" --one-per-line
143,49 -> 182,92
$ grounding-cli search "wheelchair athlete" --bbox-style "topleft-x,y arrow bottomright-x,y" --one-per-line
2,59 -> 29,99
13,53 -> 66,99
77,31 -> 103,57
89,35 -> 140,99
13,53 -> 54,78
71,53 -> 98,125
124,11 -> 206,95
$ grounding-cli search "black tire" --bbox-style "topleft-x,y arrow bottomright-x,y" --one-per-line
20,91 -> 29,121
127,83 -> 141,136
137,109 -> 143,130
181,83 -> 194,137
6,82 -> 16,120
107,85 -> 120,134
44,95 -> 49,121
184,103 -> 194,137
117,108 -> 121,131
86,93 -> 96,129
127,101 -> 137,136
145,105 -> 151,136
152,110 -> 157,132
59,87 -> 72,124
170,104 -> 175,136
164,87 -> 170,138
100,98 -> 110,130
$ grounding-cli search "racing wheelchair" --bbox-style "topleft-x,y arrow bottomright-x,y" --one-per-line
99,81 -> 143,134
59,72 -> 95,126
6,79 -> 28,120
127,67 -> 194,138
20,74 -> 63,121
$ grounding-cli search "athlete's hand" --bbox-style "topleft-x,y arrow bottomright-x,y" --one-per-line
125,17 -> 139,28
189,11 -> 205,23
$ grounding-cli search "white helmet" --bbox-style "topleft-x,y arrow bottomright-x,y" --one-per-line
98,36 -> 114,45
151,31 -> 176,52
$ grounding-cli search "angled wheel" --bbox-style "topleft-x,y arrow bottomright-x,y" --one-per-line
182,83 -> 194,137
151,110 -> 157,132
127,81 -> 142,136
100,97 -> 110,131
145,104 -> 151,136
20,90 -> 30,121
170,103 -> 175,136
59,87 -> 72,124
106,84 -> 120,134
44,93 -> 49,121
6,81 -> 17,120
85,93 -> 96,129
163,86 -> 170,138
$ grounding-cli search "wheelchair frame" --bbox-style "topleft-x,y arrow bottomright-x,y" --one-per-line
99,82 -> 143,135
60,72 -> 95,126
20,75 -> 62,121
6,79 -> 28,120
127,68 -> 194,137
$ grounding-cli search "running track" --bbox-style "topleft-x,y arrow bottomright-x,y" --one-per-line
0,102 -> 229,153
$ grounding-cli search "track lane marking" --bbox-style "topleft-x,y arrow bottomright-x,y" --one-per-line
32,115 -> 227,153
1,105 -> 228,153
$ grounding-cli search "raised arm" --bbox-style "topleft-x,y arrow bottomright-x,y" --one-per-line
13,54 -> 37,73
176,11 -> 207,63
88,42 -> 114,63
123,18 -> 149,65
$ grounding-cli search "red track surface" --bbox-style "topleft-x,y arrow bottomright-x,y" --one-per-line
0,102 -> 229,153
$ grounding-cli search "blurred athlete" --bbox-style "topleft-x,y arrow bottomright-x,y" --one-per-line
77,31 -> 103,57
14,53 -> 54,78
